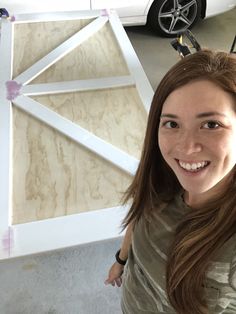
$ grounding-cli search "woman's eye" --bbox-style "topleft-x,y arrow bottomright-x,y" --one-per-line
163,121 -> 179,128
202,121 -> 221,129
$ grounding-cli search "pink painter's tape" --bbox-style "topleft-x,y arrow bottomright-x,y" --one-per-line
2,227 -> 14,256
6,80 -> 22,101
6,15 -> 16,22
100,9 -> 110,17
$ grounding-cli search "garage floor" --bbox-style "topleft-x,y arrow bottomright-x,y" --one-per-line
0,7 -> 235,314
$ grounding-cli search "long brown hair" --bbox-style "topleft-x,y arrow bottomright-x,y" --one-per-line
122,50 -> 236,313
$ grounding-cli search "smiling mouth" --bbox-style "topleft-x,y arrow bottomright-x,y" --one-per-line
176,159 -> 210,172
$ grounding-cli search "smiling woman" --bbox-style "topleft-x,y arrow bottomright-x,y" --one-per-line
105,50 -> 236,314
158,79 -> 236,206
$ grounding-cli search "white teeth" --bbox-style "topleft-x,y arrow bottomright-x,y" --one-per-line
179,160 -> 208,171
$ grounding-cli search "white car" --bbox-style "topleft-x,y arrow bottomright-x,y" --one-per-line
1,0 -> 236,37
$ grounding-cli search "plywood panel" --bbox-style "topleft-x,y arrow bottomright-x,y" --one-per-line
11,17 -> 143,225
13,19 -> 93,78
13,21 -> 129,82
12,107 -> 132,224
32,87 -> 147,159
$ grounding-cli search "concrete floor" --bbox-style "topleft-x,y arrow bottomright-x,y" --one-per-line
0,7 -> 235,314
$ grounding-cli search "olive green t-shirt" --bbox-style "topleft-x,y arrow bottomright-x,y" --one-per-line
121,195 -> 236,313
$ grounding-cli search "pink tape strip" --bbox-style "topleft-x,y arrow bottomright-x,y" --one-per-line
6,80 -> 22,101
100,9 -> 110,17
2,227 -> 13,256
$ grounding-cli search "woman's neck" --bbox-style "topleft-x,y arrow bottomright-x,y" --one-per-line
183,172 -> 233,208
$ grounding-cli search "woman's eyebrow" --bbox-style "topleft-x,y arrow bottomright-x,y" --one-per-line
160,112 -> 228,119
196,112 -> 227,118
160,114 -> 178,119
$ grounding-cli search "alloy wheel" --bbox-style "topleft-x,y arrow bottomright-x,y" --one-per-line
158,0 -> 198,35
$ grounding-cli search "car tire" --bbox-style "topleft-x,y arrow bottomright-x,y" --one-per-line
147,0 -> 202,37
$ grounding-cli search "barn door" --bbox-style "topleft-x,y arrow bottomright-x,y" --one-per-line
0,9 -> 153,259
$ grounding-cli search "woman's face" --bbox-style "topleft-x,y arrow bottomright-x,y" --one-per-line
158,79 -> 236,204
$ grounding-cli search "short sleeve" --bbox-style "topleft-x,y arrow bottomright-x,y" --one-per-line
229,248 -> 236,291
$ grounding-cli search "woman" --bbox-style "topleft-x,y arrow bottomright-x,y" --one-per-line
105,49 -> 236,314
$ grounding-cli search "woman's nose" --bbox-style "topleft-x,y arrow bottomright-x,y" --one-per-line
176,131 -> 202,155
